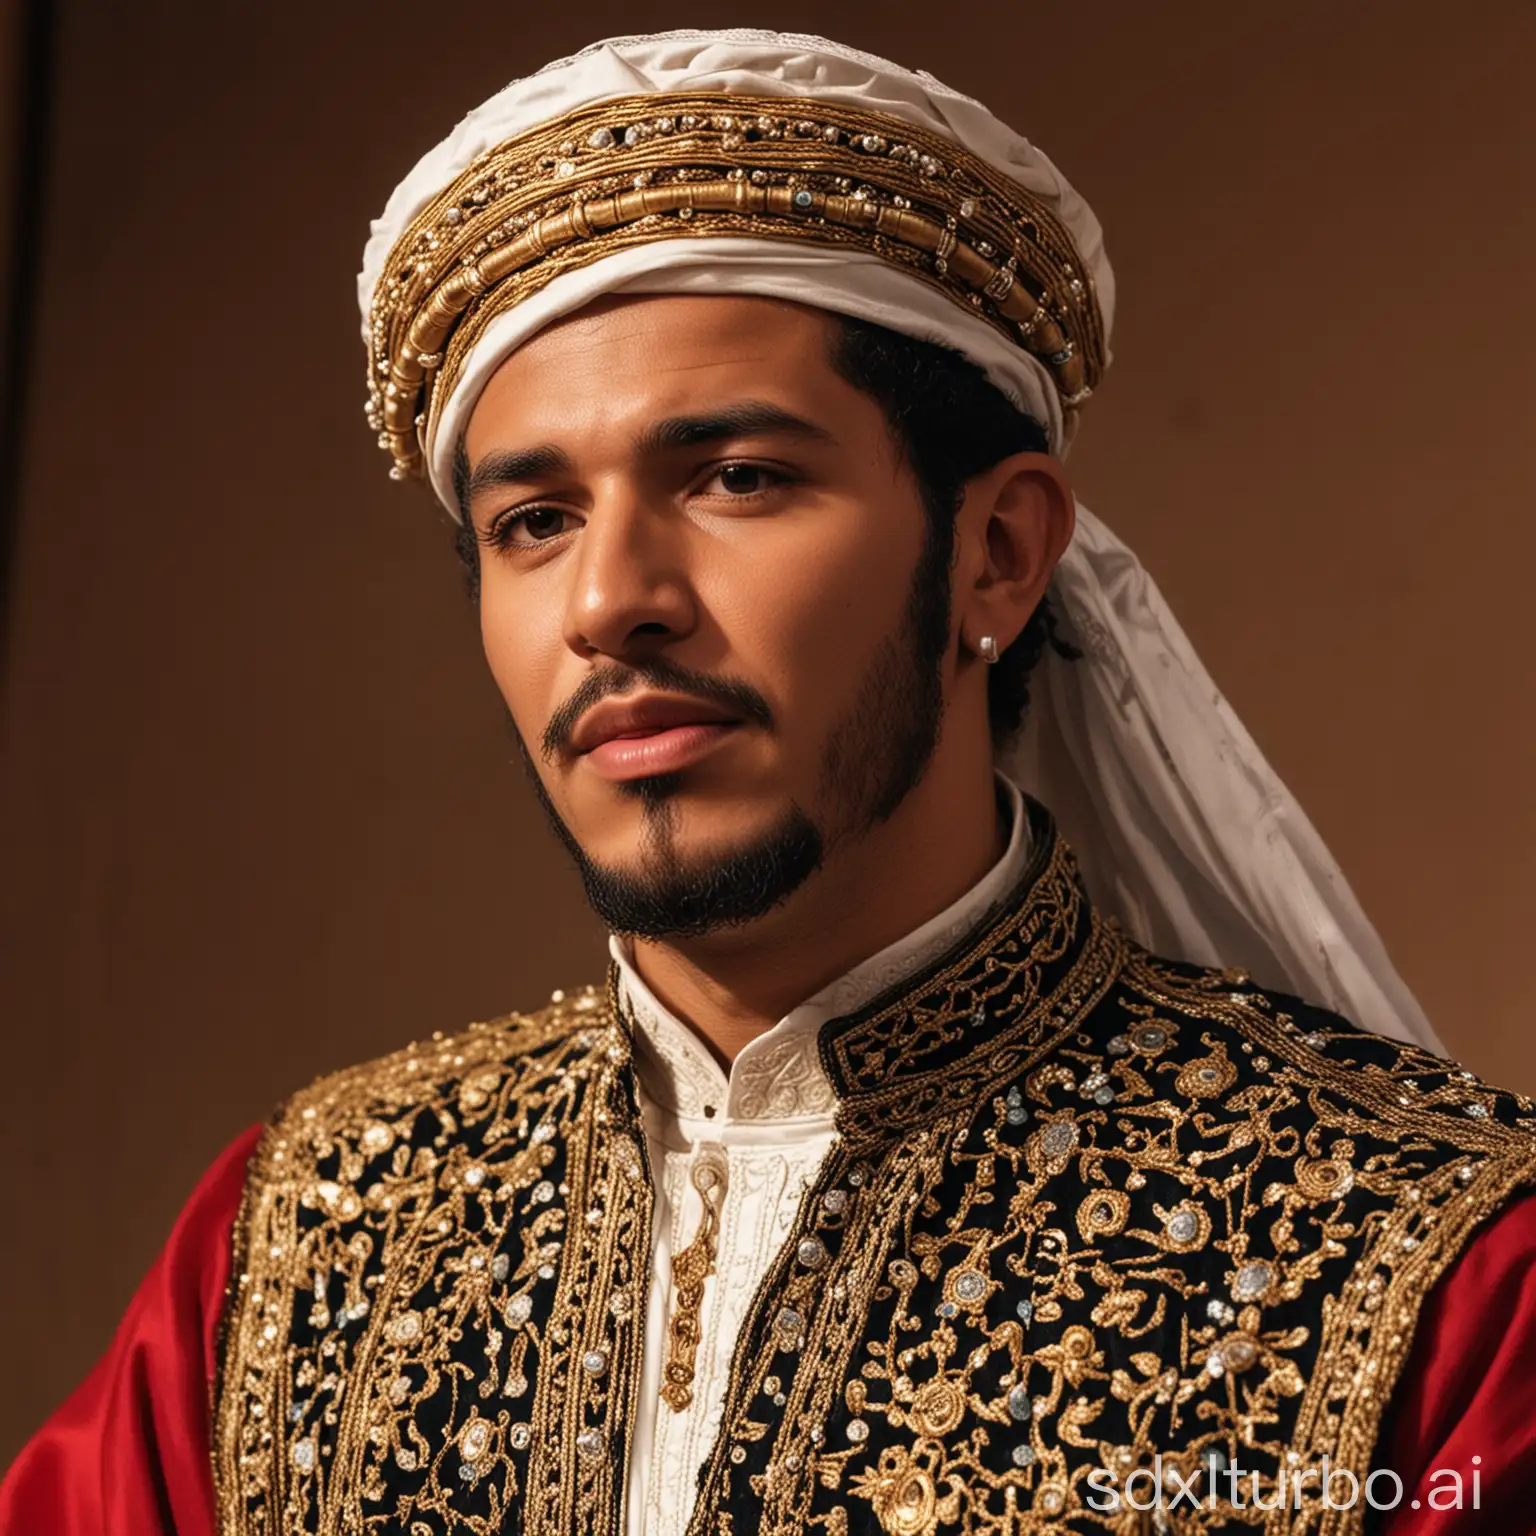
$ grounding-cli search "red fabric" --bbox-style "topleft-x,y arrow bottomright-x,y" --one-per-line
1378,1190 -> 1536,1534
0,1127 -> 262,1536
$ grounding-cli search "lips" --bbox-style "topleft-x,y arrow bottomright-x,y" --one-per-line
569,692 -> 745,782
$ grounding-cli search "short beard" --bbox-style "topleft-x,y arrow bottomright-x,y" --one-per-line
514,516 -> 951,940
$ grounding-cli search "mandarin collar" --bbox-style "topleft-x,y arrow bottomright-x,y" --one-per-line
612,775 -> 1033,1127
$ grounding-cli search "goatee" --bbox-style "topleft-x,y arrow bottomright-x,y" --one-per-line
514,520 -> 950,939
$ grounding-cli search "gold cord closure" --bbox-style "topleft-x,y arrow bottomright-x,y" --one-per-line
660,1146 -> 728,1412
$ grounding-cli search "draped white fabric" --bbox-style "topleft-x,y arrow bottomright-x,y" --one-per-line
358,29 -> 1440,1051
1014,507 -> 1439,1048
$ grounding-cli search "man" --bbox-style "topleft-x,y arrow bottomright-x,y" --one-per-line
5,28 -> 1536,1536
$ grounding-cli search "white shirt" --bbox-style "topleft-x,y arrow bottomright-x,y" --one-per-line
613,777 -> 1033,1533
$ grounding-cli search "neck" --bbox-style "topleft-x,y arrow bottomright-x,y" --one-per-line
627,753 -> 1005,1067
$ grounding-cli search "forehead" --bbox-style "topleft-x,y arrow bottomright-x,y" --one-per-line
463,294 -> 851,452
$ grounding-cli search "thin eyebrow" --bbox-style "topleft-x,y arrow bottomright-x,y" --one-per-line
636,401 -> 839,457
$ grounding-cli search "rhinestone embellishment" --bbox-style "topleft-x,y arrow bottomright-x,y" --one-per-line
952,1269 -> 987,1303
1233,1260 -> 1275,1301
775,1307 -> 805,1347
1042,1121 -> 1078,1158
797,1236 -> 829,1270
1166,1210 -> 1199,1244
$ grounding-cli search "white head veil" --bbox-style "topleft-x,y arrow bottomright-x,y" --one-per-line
359,29 -> 1440,1051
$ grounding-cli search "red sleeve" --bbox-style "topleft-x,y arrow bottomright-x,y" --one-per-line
0,1126 -> 264,1536
1377,1190 -> 1536,1533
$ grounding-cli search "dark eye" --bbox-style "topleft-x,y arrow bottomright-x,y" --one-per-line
702,462 -> 783,497
487,506 -> 580,548
519,508 -> 570,541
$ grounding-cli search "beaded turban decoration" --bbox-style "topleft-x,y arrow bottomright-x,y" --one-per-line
358,30 -> 1112,506
356,30 -> 1442,1056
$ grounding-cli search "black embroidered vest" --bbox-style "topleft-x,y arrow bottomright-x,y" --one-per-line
213,806 -> 1536,1534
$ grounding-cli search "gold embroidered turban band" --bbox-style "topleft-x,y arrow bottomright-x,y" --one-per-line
365,93 -> 1108,485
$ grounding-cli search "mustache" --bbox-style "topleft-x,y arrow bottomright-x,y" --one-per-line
540,655 -> 776,762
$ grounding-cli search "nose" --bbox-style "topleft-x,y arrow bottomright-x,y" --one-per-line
561,489 -> 697,662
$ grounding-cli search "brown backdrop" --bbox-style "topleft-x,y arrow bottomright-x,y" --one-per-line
3,0 -> 1533,1464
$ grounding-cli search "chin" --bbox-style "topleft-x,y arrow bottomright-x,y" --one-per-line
560,785 -> 825,939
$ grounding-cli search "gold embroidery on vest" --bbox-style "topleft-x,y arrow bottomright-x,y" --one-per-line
212,988 -> 652,1536
683,830 -> 1536,1535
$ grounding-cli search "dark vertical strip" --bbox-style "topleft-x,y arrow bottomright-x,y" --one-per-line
0,0 -> 60,665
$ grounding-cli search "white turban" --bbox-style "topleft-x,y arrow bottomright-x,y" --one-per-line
358,29 -> 1441,1052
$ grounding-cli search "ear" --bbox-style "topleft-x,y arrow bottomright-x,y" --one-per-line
952,452 -> 1076,662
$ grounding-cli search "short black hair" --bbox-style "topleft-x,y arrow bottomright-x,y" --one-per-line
451,312 -> 1076,741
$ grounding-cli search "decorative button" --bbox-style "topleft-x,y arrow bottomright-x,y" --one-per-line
1012,1443 -> 1036,1468
582,1349 -> 608,1377
952,1269 -> 987,1303
575,1428 -> 603,1462
1166,1210 -> 1199,1244
389,1311 -> 423,1344
1221,1336 -> 1259,1372
846,1418 -> 869,1443
797,1236 -> 829,1270
775,1307 -> 805,1347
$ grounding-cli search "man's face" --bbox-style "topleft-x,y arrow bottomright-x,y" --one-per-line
461,295 -> 950,936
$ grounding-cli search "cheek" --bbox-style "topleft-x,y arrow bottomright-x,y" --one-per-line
477,577 -> 560,740
700,504 -> 922,717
